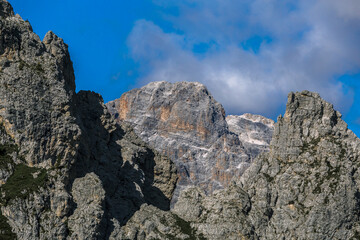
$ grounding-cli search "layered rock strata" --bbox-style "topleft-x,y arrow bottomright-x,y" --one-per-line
226,114 -> 274,160
106,82 -> 274,202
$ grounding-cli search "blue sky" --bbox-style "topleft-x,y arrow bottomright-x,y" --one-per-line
9,0 -> 360,136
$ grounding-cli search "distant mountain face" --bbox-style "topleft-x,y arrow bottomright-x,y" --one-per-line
106,81 -> 274,202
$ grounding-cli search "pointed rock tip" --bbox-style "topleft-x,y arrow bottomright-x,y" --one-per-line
283,90 -> 341,127
43,31 -> 64,45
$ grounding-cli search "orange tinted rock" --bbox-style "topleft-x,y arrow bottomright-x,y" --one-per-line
106,81 -> 273,204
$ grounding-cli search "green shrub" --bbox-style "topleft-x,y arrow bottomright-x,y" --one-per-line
0,144 -> 18,169
0,163 -> 47,204
0,213 -> 16,239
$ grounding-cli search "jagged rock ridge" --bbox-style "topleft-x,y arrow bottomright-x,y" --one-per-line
1,0 -> 360,239
0,1 -> 178,239
106,81 -> 274,202
238,91 -> 360,239
121,91 -> 360,239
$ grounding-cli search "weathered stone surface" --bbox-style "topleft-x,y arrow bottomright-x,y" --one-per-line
226,113 -> 274,160
1,1 -> 360,239
239,90 -> 360,239
70,90 -> 177,238
0,1 -> 177,239
173,185 -> 257,240
68,173 -> 105,239
0,0 -> 80,167
117,204 -> 205,240
107,81 -> 274,204
118,185 -> 257,240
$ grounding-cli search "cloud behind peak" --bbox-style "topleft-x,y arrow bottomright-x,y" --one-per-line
127,0 -> 360,119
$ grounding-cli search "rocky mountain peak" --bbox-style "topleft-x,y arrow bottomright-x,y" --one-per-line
107,81 -> 247,200
0,3 -> 177,238
107,81 -> 275,204
270,90 -> 350,162
0,6 -> 78,166
237,90 -> 360,239
120,90 -> 360,239
239,113 -> 275,127
108,81 -> 227,141
283,90 -> 341,130
3,1 -> 360,239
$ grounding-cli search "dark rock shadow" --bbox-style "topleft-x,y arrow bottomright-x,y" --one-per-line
67,91 -> 171,239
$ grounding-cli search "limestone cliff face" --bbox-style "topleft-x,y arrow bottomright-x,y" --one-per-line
107,81 -> 274,202
0,1 -> 177,239
0,3 -> 79,168
1,1 -> 360,239
239,90 -> 360,239
120,91 -> 360,240
226,114 -> 274,160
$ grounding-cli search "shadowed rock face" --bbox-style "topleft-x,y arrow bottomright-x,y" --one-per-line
107,81 -> 264,202
0,1 -> 177,239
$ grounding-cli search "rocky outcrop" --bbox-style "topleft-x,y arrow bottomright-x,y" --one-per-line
226,114 -> 274,160
0,7 -> 79,168
238,90 -> 360,239
106,82 -> 274,203
117,204 -> 206,240
173,185 -> 256,240
122,91 -> 360,240
0,1 -> 177,239
119,185 -> 256,240
1,1 -> 360,239
68,173 -> 106,239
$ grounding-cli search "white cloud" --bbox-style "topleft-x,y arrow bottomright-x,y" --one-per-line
126,0 -> 360,117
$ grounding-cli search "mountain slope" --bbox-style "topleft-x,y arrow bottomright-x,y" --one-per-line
226,113 -> 274,160
1,1 -> 360,239
240,90 -> 360,239
106,81 -> 274,202
123,91 -> 360,240
0,1 -> 177,239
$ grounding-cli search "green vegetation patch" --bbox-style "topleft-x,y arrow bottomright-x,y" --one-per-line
262,173 -> 274,182
301,137 -> 320,154
18,60 -> 45,74
1,163 -> 47,204
0,144 -> 18,168
0,213 -> 16,240
170,214 -> 206,240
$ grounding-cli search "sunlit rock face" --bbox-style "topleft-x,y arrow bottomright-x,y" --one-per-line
107,81 -> 274,203
226,113 -> 274,160
4,1 -> 359,239
239,90 -> 360,239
